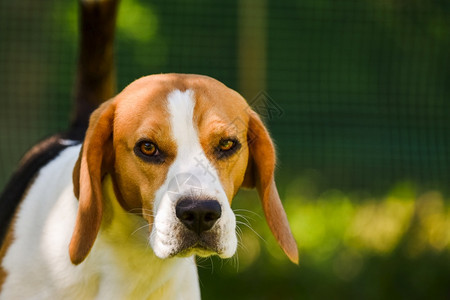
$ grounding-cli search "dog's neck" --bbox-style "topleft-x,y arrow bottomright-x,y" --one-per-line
100,174 -> 150,244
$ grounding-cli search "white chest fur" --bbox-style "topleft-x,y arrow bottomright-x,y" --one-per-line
1,145 -> 200,300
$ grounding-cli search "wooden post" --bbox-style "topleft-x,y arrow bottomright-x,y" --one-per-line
238,0 -> 267,100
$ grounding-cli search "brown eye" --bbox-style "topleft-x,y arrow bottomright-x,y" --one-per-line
139,141 -> 157,156
134,140 -> 165,164
215,138 -> 241,159
219,139 -> 235,151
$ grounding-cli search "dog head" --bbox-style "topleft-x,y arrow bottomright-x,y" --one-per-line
69,74 -> 298,265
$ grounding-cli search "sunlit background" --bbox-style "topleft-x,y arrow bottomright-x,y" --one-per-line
1,0 -> 449,299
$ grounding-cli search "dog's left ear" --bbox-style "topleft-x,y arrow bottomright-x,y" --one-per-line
69,99 -> 116,265
242,109 -> 299,264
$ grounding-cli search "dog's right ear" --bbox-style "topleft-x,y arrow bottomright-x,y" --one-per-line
70,99 -> 116,265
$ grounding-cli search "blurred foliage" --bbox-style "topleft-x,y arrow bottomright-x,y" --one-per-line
200,179 -> 450,299
0,0 -> 450,299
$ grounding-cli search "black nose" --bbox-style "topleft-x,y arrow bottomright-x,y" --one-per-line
175,199 -> 222,235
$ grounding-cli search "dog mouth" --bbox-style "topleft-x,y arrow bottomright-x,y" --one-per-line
168,231 -> 223,258
173,243 -> 216,258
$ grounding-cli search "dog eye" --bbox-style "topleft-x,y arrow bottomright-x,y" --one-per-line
139,141 -> 158,156
134,140 -> 164,164
215,138 -> 241,159
219,139 -> 235,151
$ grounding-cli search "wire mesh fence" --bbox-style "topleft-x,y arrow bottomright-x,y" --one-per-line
1,0 -> 448,193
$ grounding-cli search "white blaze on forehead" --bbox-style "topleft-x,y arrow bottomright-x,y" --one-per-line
165,89 -> 220,186
167,89 -> 198,156
165,88 -> 224,194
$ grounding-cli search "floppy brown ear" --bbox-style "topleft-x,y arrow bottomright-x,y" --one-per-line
242,110 -> 299,264
69,99 -> 116,265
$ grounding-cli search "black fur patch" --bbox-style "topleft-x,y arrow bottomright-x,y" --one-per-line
0,130 -> 83,245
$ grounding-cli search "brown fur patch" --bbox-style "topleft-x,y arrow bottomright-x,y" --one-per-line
0,214 -> 17,293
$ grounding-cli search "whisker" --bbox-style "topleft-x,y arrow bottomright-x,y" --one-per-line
209,256 -> 214,274
219,257 -> 224,270
235,227 -> 243,242
127,208 -> 155,216
236,221 -> 266,244
196,259 -> 209,270
235,232 -> 248,253
234,213 -> 254,226
233,208 -> 262,219
140,213 -> 154,219
131,223 -> 151,236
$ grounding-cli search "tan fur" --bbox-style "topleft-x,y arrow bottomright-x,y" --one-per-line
243,110 -> 299,264
69,99 -> 117,264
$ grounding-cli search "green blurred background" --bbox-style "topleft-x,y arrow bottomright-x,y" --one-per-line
1,0 -> 449,299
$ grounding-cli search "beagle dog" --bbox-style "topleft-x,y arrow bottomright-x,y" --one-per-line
0,74 -> 298,299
